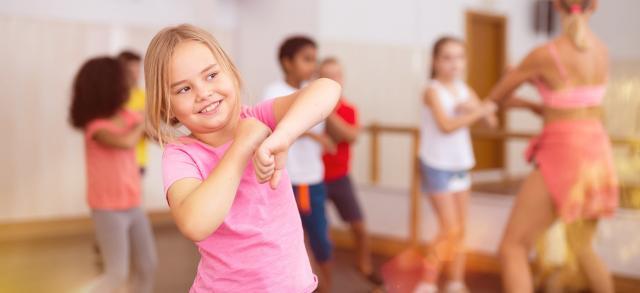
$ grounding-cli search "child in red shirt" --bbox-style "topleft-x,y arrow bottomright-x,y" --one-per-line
320,57 -> 382,286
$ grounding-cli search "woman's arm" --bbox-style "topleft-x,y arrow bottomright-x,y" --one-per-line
93,122 -> 145,149
326,113 -> 360,144
467,88 -> 500,128
424,87 -> 495,134
254,78 -> 341,188
504,96 -> 544,116
166,119 -> 271,242
486,47 -> 546,104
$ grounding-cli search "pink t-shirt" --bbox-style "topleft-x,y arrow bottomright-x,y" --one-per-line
84,109 -> 142,210
162,100 -> 317,293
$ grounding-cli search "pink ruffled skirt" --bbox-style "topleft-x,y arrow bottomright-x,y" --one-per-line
526,119 -> 619,223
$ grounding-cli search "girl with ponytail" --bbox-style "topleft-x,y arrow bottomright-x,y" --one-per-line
484,0 -> 617,292
560,0 -> 593,50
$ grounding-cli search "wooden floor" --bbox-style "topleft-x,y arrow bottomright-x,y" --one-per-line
0,225 -> 502,293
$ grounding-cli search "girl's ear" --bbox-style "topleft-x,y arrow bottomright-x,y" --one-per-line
167,108 -> 179,125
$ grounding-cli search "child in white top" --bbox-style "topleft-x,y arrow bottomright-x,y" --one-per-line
414,36 -> 496,293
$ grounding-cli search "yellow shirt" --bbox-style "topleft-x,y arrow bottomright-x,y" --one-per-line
126,88 -> 147,168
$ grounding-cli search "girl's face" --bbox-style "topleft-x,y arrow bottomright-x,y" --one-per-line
284,45 -> 318,82
434,41 -> 466,80
169,40 -> 239,135
319,62 -> 344,86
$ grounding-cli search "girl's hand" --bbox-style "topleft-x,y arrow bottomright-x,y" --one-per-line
481,100 -> 498,115
484,113 -> 499,128
233,118 -> 271,155
504,96 -> 544,116
455,99 -> 480,114
253,131 -> 290,189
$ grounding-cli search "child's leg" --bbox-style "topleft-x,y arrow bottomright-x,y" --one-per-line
90,209 -> 130,292
446,189 -> 469,290
294,184 -> 333,292
427,192 -> 461,271
326,176 -> 373,275
129,208 -> 158,293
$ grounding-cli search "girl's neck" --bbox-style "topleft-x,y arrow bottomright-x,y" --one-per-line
435,75 -> 457,86
285,76 -> 303,89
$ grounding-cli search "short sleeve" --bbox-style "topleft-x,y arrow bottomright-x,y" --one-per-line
336,101 -> 357,126
242,99 -> 277,130
121,109 -> 143,126
350,106 -> 358,125
85,119 -> 117,139
162,145 -> 203,197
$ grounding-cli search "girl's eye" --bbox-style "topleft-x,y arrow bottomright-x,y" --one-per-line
177,86 -> 190,94
206,72 -> 218,80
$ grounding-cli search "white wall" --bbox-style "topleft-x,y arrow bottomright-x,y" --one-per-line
0,0 -> 238,222
0,0 -> 234,30
591,0 -> 640,60
233,0 -> 319,103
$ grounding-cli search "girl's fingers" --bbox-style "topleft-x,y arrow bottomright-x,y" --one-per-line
257,168 -> 275,183
269,169 -> 282,190
253,152 -> 274,171
254,161 -> 274,175
255,145 -> 275,166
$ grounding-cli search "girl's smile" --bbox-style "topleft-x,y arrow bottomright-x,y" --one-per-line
169,40 -> 239,137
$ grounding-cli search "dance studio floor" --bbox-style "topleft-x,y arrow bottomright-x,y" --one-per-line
0,225 -> 501,293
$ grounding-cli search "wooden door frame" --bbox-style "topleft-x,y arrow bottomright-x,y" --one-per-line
465,10 -> 508,171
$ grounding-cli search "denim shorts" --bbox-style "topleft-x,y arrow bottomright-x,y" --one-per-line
419,160 -> 471,194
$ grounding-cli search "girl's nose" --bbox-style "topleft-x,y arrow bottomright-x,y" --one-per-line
194,84 -> 211,102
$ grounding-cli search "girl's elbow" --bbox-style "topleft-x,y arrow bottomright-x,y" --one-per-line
178,218 -> 218,242
316,78 -> 342,99
124,139 -> 138,149
345,132 -> 359,143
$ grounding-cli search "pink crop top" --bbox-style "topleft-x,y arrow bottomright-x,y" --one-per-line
534,43 -> 607,109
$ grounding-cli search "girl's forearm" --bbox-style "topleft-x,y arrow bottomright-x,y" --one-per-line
440,109 -> 487,133
273,78 -> 341,144
327,114 -> 360,143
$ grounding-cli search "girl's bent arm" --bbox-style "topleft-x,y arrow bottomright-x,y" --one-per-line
424,87 -> 494,133
166,119 -> 270,242
326,113 -> 360,143
485,47 -> 545,104
271,78 -> 341,144
93,122 -> 145,149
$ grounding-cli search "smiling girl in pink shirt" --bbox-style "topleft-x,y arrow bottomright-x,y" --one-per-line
144,24 -> 340,292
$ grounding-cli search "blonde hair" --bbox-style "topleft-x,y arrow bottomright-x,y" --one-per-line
560,0 -> 593,51
144,24 -> 243,146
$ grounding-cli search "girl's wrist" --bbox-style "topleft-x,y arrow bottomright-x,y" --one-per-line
269,128 -> 293,149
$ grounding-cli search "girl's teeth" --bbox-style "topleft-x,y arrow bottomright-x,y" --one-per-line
202,101 -> 220,113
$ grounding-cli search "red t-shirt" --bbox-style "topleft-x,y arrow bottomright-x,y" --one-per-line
323,98 -> 358,181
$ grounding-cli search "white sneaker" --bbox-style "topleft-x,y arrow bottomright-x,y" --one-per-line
413,281 -> 438,293
444,281 -> 469,293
